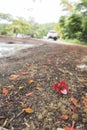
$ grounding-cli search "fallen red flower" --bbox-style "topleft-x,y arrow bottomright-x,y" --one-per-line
54,81 -> 69,94
64,121 -> 76,130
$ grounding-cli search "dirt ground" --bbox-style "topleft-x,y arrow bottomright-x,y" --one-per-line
0,37 -> 87,130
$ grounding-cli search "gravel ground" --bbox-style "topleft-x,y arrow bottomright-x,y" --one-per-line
0,37 -> 87,130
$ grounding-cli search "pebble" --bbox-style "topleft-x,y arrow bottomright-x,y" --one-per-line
38,113 -> 43,120
57,128 -> 64,130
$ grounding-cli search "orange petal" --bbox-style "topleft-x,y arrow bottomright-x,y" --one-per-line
24,108 -> 33,113
28,79 -> 34,84
2,88 -> 8,95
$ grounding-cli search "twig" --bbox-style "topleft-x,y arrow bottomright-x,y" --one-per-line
58,68 -> 73,76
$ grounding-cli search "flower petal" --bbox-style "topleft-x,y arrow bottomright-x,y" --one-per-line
54,83 -> 59,90
61,89 -> 68,94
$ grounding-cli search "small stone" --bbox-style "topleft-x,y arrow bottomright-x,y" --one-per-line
57,128 -> 64,130
38,113 -> 43,120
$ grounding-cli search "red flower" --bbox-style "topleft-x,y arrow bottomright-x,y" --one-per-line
60,81 -> 66,86
54,81 -> 69,94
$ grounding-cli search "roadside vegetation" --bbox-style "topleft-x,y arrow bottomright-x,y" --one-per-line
54,0 -> 87,45
0,0 -> 87,45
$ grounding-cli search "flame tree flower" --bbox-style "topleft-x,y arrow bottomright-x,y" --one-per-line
54,81 -> 69,94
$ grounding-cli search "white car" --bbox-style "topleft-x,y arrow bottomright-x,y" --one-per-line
46,30 -> 58,40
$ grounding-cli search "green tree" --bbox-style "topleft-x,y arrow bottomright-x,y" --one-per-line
59,0 -> 87,42
57,16 -> 66,39
9,18 -> 30,36
81,16 -> 87,40
65,13 -> 82,39
0,13 -> 13,35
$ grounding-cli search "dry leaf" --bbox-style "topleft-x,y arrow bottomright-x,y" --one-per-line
7,85 -> 14,90
28,79 -> 34,84
82,118 -> 87,123
70,97 -> 80,108
65,126 -> 75,130
70,97 -> 77,104
83,99 -> 87,107
25,92 -> 33,96
9,74 -> 19,80
19,86 -> 25,90
72,113 -> 78,121
20,102 -> 27,107
35,87 -> 42,91
64,121 -> 76,130
60,115 -> 69,120
84,109 -> 87,113
24,108 -> 33,113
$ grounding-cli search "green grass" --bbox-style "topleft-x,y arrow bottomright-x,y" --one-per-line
63,39 -> 87,45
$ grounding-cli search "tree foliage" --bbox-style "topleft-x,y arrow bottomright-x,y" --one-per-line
76,0 -> 87,15
56,0 -> 87,42
11,18 -> 30,35
0,14 -> 30,36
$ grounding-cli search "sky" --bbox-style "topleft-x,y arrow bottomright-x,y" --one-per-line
0,0 -> 78,24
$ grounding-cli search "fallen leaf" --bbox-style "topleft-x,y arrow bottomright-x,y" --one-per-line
2,88 -> 9,95
70,97 -> 80,108
72,113 -> 78,121
83,99 -> 87,107
84,109 -> 87,113
9,74 -> 19,80
65,127 -> 75,130
21,71 -> 29,75
24,108 -> 33,113
28,79 -> 34,84
19,86 -> 25,90
82,118 -> 87,123
60,115 -> 69,120
64,121 -> 76,130
20,102 -> 27,107
70,105 -> 78,113
35,87 -> 42,91
25,92 -> 33,96
7,85 -> 14,90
